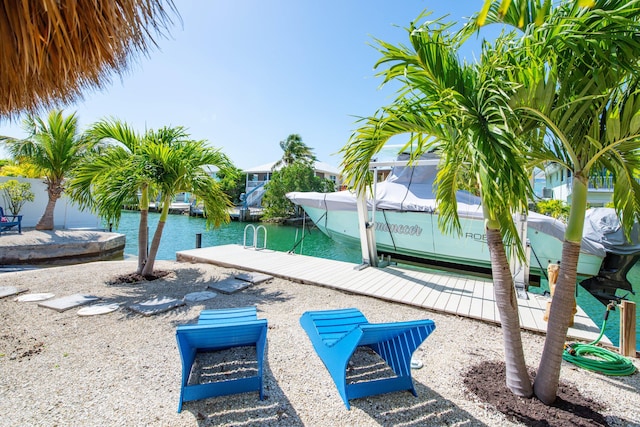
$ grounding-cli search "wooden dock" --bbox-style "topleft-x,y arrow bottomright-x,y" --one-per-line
176,244 -> 609,344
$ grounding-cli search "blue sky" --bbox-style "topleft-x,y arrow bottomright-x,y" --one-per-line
0,1 -> 494,169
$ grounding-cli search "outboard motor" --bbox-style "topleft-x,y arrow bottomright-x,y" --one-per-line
580,208 -> 640,305
580,253 -> 639,305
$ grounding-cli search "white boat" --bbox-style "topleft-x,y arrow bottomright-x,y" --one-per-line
287,153 -> 639,296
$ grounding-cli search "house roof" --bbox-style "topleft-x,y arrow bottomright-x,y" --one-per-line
244,160 -> 341,175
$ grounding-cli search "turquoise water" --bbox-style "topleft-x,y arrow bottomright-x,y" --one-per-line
113,210 -> 361,263
114,210 -> 639,350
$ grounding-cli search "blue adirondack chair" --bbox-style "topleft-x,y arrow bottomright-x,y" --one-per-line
175,306 -> 268,412
0,206 -> 22,235
300,307 -> 436,409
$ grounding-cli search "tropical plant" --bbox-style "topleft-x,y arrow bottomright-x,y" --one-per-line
534,199 -> 570,221
341,17 -> 535,397
139,129 -> 233,276
68,122 -> 233,277
476,0 -> 596,27
470,0 -> 640,404
0,179 -> 34,215
0,161 -> 41,178
263,162 -> 334,220
272,134 -> 317,170
0,110 -> 95,230
68,118 -> 151,274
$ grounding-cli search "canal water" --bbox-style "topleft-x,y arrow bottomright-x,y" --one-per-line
113,210 -> 361,263
113,210 -> 639,350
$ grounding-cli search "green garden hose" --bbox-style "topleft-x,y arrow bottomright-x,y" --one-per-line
562,303 -> 636,376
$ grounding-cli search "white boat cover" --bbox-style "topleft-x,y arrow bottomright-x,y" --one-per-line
582,208 -> 640,255
287,154 -> 609,258
287,153 -> 483,215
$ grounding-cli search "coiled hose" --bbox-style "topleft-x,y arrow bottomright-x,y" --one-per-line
562,302 -> 637,376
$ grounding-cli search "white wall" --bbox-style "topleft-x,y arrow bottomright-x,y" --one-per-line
0,177 -> 102,229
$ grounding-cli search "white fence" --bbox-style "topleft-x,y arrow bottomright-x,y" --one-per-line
0,177 -> 102,229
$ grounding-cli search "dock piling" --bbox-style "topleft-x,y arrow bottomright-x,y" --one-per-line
619,301 -> 636,357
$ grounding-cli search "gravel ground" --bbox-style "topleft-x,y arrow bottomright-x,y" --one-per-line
0,260 -> 638,426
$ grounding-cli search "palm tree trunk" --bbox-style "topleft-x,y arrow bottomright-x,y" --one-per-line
487,227 -> 533,397
36,179 -> 63,230
137,209 -> 149,274
534,240 -> 580,404
137,184 -> 150,275
534,178 -> 587,405
141,196 -> 169,277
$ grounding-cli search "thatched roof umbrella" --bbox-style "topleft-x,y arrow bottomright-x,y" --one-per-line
0,0 -> 177,120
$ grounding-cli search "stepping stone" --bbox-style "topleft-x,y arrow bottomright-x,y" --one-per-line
235,272 -> 273,284
38,294 -> 101,312
208,277 -> 255,294
0,286 -> 27,299
411,358 -> 424,370
183,291 -> 217,302
77,303 -> 120,316
128,297 -> 185,316
15,292 -> 55,302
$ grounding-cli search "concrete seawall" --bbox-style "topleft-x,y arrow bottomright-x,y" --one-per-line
0,230 -> 126,266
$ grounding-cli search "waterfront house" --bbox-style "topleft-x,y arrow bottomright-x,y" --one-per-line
541,163 -> 620,207
243,161 -> 342,207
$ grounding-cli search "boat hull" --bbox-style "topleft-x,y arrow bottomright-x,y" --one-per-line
300,204 -> 603,279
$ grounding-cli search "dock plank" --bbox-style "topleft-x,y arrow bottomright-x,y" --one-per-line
456,279 -> 475,317
176,245 -> 610,345
468,279 -> 485,319
481,279 -> 496,323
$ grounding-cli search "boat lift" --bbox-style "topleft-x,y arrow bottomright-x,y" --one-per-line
356,157 -> 531,298
356,157 -> 439,269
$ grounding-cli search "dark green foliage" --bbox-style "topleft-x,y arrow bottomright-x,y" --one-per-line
216,164 -> 246,204
533,199 -> 570,221
262,162 -> 334,220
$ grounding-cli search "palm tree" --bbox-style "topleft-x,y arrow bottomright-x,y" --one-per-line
476,0 -> 597,27
341,18 -> 535,397
1,109 -> 94,230
138,128 -> 233,276
68,118 -> 151,274
272,134 -> 317,170
471,0 -> 640,404
68,124 -> 233,277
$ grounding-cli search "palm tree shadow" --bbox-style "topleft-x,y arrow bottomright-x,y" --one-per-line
339,348 -> 487,426
349,380 -> 487,426
380,266 -> 475,295
92,266 -> 293,322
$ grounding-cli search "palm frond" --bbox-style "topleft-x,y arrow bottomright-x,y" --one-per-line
88,118 -> 142,153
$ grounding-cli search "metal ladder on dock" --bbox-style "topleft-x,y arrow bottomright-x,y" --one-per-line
243,224 -> 267,250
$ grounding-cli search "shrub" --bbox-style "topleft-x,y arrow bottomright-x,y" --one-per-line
0,179 -> 35,215
262,162 -> 334,220
533,199 -> 570,222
